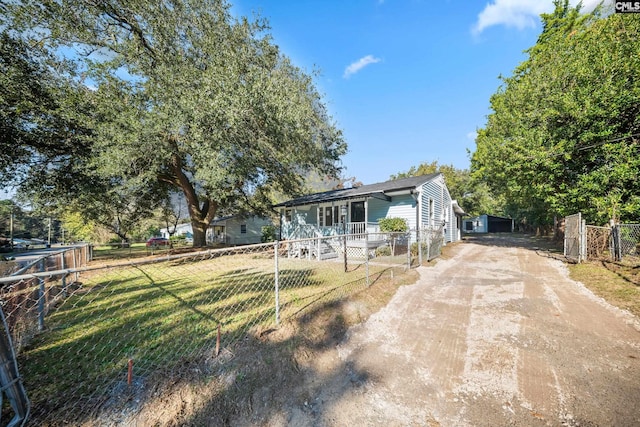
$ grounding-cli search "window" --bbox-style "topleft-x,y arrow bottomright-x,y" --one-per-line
318,204 -> 348,226
351,201 -> 365,223
325,206 -> 333,226
240,224 -> 247,234
429,199 -> 435,227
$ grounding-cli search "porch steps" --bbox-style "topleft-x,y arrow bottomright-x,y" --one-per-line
288,240 -> 338,260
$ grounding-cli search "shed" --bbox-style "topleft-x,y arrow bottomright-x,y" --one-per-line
463,214 -> 514,233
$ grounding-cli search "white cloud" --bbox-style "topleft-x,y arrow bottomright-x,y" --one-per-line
466,131 -> 478,141
472,0 -> 610,35
343,55 -> 381,79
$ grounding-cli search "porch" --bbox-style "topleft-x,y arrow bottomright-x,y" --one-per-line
282,222 -> 381,240
282,222 -> 393,261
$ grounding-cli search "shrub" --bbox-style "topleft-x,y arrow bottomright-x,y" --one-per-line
375,245 -> 392,257
378,217 -> 408,233
411,242 -> 419,256
261,225 -> 277,243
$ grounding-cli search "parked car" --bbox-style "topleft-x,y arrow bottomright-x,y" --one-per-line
146,237 -> 170,247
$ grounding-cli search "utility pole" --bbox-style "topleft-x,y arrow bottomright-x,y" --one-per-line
10,208 -> 14,249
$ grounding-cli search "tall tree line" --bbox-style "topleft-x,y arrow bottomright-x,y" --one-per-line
472,1 -> 640,227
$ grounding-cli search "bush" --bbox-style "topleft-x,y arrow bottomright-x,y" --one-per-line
375,245 -> 392,257
108,237 -> 129,249
170,234 -> 187,243
378,217 -> 408,233
261,225 -> 277,243
411,242 -> 419,256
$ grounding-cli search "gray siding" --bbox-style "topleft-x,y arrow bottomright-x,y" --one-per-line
367,198 -> 391,223
420,177 -> 445,227
226,216 -> 272,245
387,195 -> 417,230
418,175 -> 460,243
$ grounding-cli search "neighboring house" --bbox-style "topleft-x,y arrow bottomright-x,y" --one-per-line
274,173 -> 465,244
463,214 -> 514,234
160,215 -> 273,245
159,223 -> 193,240
208,215 -> 273,246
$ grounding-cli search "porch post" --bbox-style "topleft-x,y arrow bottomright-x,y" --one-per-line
364,199 -> 369,232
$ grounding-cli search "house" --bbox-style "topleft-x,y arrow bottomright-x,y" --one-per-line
274,173 -> 464,244
159,223 -> 193,240
160,215 -> 273,246
208,215 -> 273,245
463,214 -> 514,233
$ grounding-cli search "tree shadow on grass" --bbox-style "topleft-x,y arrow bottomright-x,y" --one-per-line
139,291 -> 382,426
18,262 -> 348,425
600,259 -> 640,287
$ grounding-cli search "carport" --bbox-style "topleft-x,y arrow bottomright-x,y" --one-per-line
487,215 -> 513,233
463,214 -> 514,233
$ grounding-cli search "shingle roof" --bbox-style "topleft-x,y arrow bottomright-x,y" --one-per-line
273,173 -> 441,208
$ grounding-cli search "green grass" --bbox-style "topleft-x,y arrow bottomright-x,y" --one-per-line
91,242 -> 172,261
19,251 -> 397,423
569,257 -> 640,317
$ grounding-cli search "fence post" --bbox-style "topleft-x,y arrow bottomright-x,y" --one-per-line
343,227 -> 347,273
61,251 -> 67,298
407,232 -> 411,270
365,232 -> 370,287
73,247 -> 79,283
611,221 -> 622,262
38,259 -> 46,331
317,236 -> 321,261
580,219 -> 587,262
0,307 -> 29,426
417,228 -> 422,266
274,241 -> 280,326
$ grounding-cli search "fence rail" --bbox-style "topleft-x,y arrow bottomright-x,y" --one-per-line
0,232 -> 439,425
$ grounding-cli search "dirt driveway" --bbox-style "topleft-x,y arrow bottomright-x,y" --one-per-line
281,235 -> 640,426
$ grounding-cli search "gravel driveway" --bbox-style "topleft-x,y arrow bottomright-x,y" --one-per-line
288,236 -> 640,426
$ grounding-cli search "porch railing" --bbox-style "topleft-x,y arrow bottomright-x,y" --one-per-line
283,222 -> 380,240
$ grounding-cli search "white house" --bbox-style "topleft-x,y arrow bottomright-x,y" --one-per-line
274,173 -> 465,244
208,215 -> 273,245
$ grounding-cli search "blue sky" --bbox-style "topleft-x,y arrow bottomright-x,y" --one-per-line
232,0 -> 604,185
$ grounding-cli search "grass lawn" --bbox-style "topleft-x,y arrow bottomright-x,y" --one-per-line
569,256 -> 640,318
19,250 -> 401,423
91,242 -> 174,261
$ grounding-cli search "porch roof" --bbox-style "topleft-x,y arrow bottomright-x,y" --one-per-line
273,173 -> 441,208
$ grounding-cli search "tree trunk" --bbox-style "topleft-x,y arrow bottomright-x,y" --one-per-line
163,152 -> 218,248
191,217 -> 209,247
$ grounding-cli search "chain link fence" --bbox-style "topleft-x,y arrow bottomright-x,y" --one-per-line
616,224 -> 640,259
418,226 -> 445,263
564,213 -> 586,262
565,214 -> 640,265
0,233 -> 419,425
586,225 -> 611,260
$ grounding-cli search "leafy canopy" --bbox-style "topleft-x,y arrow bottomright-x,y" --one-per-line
472,1 -> 640,226
7,0 -> 346,245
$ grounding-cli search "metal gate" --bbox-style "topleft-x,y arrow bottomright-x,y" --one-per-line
564,213 -> 586,262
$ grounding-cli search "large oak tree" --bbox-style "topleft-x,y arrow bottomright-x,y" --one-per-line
8,0 -> 346,246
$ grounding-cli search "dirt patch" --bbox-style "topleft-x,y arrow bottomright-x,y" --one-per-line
92,235 -> 640,426
92,265 -> 420,426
